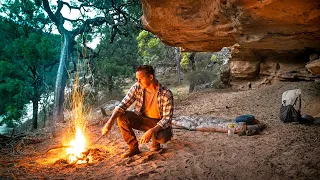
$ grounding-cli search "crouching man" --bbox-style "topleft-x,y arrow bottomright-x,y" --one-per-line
101,65 -> 174,158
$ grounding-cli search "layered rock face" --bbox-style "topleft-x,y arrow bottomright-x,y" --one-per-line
141,0 -> 320,77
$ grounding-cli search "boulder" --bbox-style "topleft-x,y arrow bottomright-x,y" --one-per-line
230,60 -> 260,78
306,59 -> 320,75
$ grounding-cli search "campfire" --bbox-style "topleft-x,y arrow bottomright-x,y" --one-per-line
63,73 -> 91,164
48,72 -> 108,166
65,126 -> 88,164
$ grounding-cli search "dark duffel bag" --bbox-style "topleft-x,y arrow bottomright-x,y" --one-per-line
279,104 -> 300,123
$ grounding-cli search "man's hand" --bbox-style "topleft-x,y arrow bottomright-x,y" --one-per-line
101,111 -> 120,135
140,129 -> 153,144
140,125 -> 162,144
101,121 -> 112,135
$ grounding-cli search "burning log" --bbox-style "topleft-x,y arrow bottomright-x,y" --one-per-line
53,148 -> 108,167
46,145 -> 73,153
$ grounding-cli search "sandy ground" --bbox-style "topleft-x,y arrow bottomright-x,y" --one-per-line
1,80 -> 320,180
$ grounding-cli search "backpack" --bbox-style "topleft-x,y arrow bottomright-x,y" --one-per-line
279,89 -> 301,123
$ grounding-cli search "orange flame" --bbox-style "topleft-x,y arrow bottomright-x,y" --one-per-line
66,127 -> 87,163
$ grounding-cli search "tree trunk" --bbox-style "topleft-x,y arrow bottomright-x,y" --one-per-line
107,75 -> 113,93
32,86 -> 39,129
175,47 -> 181,84
32,99 -> 38,129
53,32 -> 72,125
31,66 -> 40,130
188,52 -> 196,93
188,52 -> 196,71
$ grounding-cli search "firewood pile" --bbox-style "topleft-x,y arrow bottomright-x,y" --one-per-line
0,131 -> 47,154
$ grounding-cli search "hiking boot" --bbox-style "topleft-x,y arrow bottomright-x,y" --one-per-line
121,148 -> 140,158
150,142 -> 161,152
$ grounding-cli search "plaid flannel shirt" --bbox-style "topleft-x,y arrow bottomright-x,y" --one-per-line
114,82 -> 174,129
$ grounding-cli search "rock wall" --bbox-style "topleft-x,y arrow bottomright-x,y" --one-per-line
141,0 -> 320,77
228,44 -> 319,79
141,0 -> 320,52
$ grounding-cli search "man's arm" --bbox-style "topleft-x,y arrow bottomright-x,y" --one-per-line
114,83 -> 138,113
102,110 -> 121,135
101,83 -> 138,135
151,125 -> 162,134
140,124 -> 162,144
106,110 -> 122,126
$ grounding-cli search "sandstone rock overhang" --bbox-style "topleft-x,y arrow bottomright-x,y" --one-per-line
141,0 -> 320,52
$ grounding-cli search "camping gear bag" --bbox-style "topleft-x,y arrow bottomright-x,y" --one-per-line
279,89 -> 301,123
234,114 -> 255,124
299,114 -> 314,124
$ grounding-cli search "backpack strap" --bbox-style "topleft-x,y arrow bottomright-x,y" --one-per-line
292,95 -> 301,113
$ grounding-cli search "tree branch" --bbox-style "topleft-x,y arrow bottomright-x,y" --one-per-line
37,18 -> 50,32
71,17 -> 107,36
64,16 -> 85,23
42,0 -> 61,27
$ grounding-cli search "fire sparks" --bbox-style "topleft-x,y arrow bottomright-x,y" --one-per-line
63,68 -> 92,164
46,54 -> 110,166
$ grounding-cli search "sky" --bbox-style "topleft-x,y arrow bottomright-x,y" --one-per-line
57,0 -> 102,49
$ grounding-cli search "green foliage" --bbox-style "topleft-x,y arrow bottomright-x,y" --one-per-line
0,14 -> 60,127
185,70 -> 215,86
94,27 -> 140,95
0,75 -> 31,127
211,54 -> 217,62
182,50 -> 230,91
0,0 -> 49,33
137,30 -> 175,66
37,35 -> 61,61
0,60 -> 24,81
180,52 -> 190,70
0,0 -> 146,128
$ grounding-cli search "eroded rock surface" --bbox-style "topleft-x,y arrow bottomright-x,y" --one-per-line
141,0 -> 320,77
306,59 -> 320,75
141,0 -> 320,52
